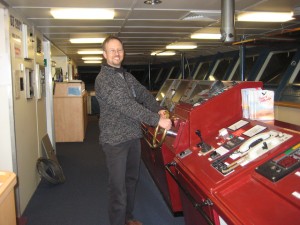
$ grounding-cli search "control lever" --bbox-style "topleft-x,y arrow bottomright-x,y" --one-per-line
166,130 -> 177,137
195,130 -> 212,153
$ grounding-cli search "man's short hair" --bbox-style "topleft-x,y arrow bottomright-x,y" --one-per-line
102,35 -> 123,51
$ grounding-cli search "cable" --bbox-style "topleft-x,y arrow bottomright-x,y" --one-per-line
36,157 -> 66,184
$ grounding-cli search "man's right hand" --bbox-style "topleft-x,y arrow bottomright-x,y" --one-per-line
158,118 -> 172,130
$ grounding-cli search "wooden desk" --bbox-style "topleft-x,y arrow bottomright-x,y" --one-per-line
0,171 -> 17,225
54,82 -> 88,142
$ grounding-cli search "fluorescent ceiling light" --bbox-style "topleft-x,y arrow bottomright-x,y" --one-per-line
77,49 -> 103,54
151,51 -> 176,56
166,42 -> 197,50
191,27 -> 221,39
50,8 -> 114,19
191,33 -> 221,39
237,12 -> 293,22
70,38 -> 105,44
84,60 -> 102,64
82,57 -> 103,60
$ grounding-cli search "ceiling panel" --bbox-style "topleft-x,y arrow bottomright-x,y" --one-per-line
133,0 -> 222,10
5,0 -> 126,8
4,0 -> 300,66
124,20 -> 212,28
128,10 -> 189,20
39,27 -> 121,34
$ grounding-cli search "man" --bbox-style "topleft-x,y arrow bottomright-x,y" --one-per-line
95,36 -> 172,225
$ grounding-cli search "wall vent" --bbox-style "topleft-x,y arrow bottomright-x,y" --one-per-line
181,11 -> 220,21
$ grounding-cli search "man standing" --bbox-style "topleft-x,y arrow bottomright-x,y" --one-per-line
95,36 -> 172,225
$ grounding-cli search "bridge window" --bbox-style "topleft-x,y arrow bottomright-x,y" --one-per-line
194,62 -> 210,80
258,51 -> 296,84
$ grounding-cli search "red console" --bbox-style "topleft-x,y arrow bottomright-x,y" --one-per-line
141,80 -> 263,215
170,119 -> 300,225
156,80 -> 300,224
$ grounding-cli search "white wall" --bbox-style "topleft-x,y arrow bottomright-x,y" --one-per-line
1,9 -> 50,215
0,87 -> 14,171
275,105 -> 300,126
52,56 -> 68,81
10,13 -> 39,214
1,2 -> 76,217
0,7 -> 15,173
52,56 -> 77,81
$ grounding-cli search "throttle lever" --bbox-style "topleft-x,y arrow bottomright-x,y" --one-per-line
195,129 -> 212,153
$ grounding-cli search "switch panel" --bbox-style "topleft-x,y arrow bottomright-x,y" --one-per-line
255,143 -> 300,182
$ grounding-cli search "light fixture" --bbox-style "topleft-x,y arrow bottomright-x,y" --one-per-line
82,57 -> 103,60
166,42 -> 197,50
84,60 -> 102,64
151,51 -> 176,56
191,27 -> 221,40
144,0 -> 162,5
70,38 -> 105,44
50,8 -> 114,19
237,12 -> 293,22
77,49 -> 103,54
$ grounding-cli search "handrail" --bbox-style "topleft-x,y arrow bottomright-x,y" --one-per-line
275,101 -> 300,109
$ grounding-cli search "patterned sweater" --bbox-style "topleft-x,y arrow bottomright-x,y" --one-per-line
95,65 -> 161,145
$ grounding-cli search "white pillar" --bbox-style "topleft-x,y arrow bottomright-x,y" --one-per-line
43,40 -> 56,149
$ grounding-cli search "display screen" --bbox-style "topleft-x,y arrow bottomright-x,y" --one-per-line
160,79 -> 191,111
158,79 -> 236,109
171,80 -> 193,103
279,84 -> 300,103
182,80 -> 235,105
156,79 -> 173,102
180,82 -> 211,104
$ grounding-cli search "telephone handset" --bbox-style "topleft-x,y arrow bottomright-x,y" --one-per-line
222,130 -> 289,174
238,132 -> 271,154
222,131 -> 275,173
247,135 -> 281,160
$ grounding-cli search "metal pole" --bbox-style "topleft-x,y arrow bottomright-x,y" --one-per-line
221,0 -> 235,43
148,59 -> 151,90
239,44 -> 246,81
181,52 -> 185,79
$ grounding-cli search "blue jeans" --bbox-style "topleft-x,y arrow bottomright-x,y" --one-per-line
102,139 -> 141,225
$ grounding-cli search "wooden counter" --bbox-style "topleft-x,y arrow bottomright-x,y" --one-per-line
0,171 -> 17,225
54,81 -> 88,142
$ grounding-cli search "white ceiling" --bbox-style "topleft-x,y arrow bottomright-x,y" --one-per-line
3,0 -> 300,66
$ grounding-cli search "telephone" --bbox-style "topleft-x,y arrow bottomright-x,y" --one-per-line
238,131 -> 272,154
247,135 -> 281,160
221,130 -> 291,174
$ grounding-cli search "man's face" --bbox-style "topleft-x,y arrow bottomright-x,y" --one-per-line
103,39 -> 124,68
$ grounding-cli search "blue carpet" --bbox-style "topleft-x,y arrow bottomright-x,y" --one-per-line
22,117 -> 185,225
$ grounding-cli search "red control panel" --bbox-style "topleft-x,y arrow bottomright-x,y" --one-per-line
172,119 -> 300,225
141,80 -> 263,215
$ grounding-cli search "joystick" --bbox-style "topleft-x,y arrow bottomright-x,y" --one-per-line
195,130 -> 212,153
